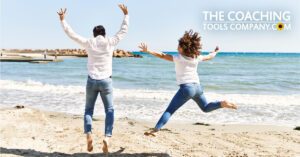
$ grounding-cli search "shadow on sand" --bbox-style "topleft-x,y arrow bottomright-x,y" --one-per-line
0,147 -> 171,157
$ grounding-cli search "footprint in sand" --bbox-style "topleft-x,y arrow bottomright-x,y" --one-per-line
193,122 -> 210,126
128,121 -> 135,126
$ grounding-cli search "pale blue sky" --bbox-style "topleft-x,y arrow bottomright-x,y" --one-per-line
1,0 -> 299,52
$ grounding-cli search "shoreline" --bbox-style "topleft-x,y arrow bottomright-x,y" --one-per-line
1,106 -> 299,156
3,105 -> 298,128
1,79 -> 299,127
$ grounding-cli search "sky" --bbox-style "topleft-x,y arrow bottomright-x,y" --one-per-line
0,0 -> 299,52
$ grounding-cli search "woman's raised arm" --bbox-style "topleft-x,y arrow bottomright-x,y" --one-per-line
200,46 -> 219,61
138,43 -> 173,62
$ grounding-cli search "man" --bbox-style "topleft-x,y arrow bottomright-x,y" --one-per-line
44,50 -> 47,59
55,50 -> 58,60
57,4 -> 129,153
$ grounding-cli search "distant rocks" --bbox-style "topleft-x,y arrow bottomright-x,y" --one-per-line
54,49 -> 87,57
2,48 -> 142,58
113,49 -> 142,58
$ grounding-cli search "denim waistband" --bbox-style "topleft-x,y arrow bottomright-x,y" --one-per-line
179,83 -> 200,87
88,75 -> 112,80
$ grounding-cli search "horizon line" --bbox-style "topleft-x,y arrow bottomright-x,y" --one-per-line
1,48 -> 299,53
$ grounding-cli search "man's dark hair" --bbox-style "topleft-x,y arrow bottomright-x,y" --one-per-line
93,25 -> 106,37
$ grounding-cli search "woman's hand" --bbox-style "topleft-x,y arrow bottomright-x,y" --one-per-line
138,43 -> 173,62
138,43 -> 148,53
57,8 -> 67,21
214,46 -> 219,52
118,4 -> 128,15
201,46 -> 220,61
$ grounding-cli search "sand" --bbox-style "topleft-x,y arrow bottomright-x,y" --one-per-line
0,107 -> 299,157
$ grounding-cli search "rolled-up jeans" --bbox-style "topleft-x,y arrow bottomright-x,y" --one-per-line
84,76 -> 114,137
155,83 -> 221,130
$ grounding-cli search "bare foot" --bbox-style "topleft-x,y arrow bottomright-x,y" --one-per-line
221,101 -> 237,109
144,130 -> 158,137
102,138 -> 109,154
87,135 -> 93,152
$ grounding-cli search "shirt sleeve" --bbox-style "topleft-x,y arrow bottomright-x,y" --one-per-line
172,54 -> 179,62
108,15 -> 129,46
60,20 -> 89,48
198,55 -> 204,62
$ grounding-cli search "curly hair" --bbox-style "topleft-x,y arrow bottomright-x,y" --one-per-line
178,30 -> 202,58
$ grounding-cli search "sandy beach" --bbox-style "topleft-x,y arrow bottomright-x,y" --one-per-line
0,107 -> 299,157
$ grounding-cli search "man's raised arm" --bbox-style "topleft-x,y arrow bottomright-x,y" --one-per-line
109,4 -> 129,46
57,8 -> 88,48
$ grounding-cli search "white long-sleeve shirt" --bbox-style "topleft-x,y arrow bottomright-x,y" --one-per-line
60,15 -> 129,80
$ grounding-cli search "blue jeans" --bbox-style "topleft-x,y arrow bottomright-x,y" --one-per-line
155,83 -> 221,130
84,76 -> 114,137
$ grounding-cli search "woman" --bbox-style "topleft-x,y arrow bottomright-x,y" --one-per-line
138,30 -> 237,136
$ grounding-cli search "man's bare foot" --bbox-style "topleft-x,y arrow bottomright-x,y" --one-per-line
102,137 -> 110,154
221,100 -> 237,109
86,134 -> 93,152
144,129 -> 158,137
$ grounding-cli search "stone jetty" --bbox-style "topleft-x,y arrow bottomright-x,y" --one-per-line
1,48 -> 142,58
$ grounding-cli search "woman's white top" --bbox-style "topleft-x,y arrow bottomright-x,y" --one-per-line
173,54 -> 203,85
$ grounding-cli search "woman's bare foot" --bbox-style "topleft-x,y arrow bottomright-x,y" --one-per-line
144,129 -> 158,137
86,134 -> 93,152
221,100 -> 237,109
102,137 -> 110,154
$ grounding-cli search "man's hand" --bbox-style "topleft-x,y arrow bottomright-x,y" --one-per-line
118,4 -> 128,15
138,43 -> 148,53
57,8 -> 67,21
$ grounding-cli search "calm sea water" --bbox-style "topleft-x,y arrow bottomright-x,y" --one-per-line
1,52 -> 300,94
1,52 -> 300,126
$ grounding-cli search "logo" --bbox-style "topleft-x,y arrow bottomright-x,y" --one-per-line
202,11 -> 292,31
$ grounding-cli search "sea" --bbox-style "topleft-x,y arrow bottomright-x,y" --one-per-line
0,52 -> 299,126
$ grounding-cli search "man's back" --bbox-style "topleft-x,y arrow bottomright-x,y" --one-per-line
60,14 -> 129,80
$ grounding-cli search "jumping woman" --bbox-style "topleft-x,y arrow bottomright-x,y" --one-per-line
139,30 -> 237,136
